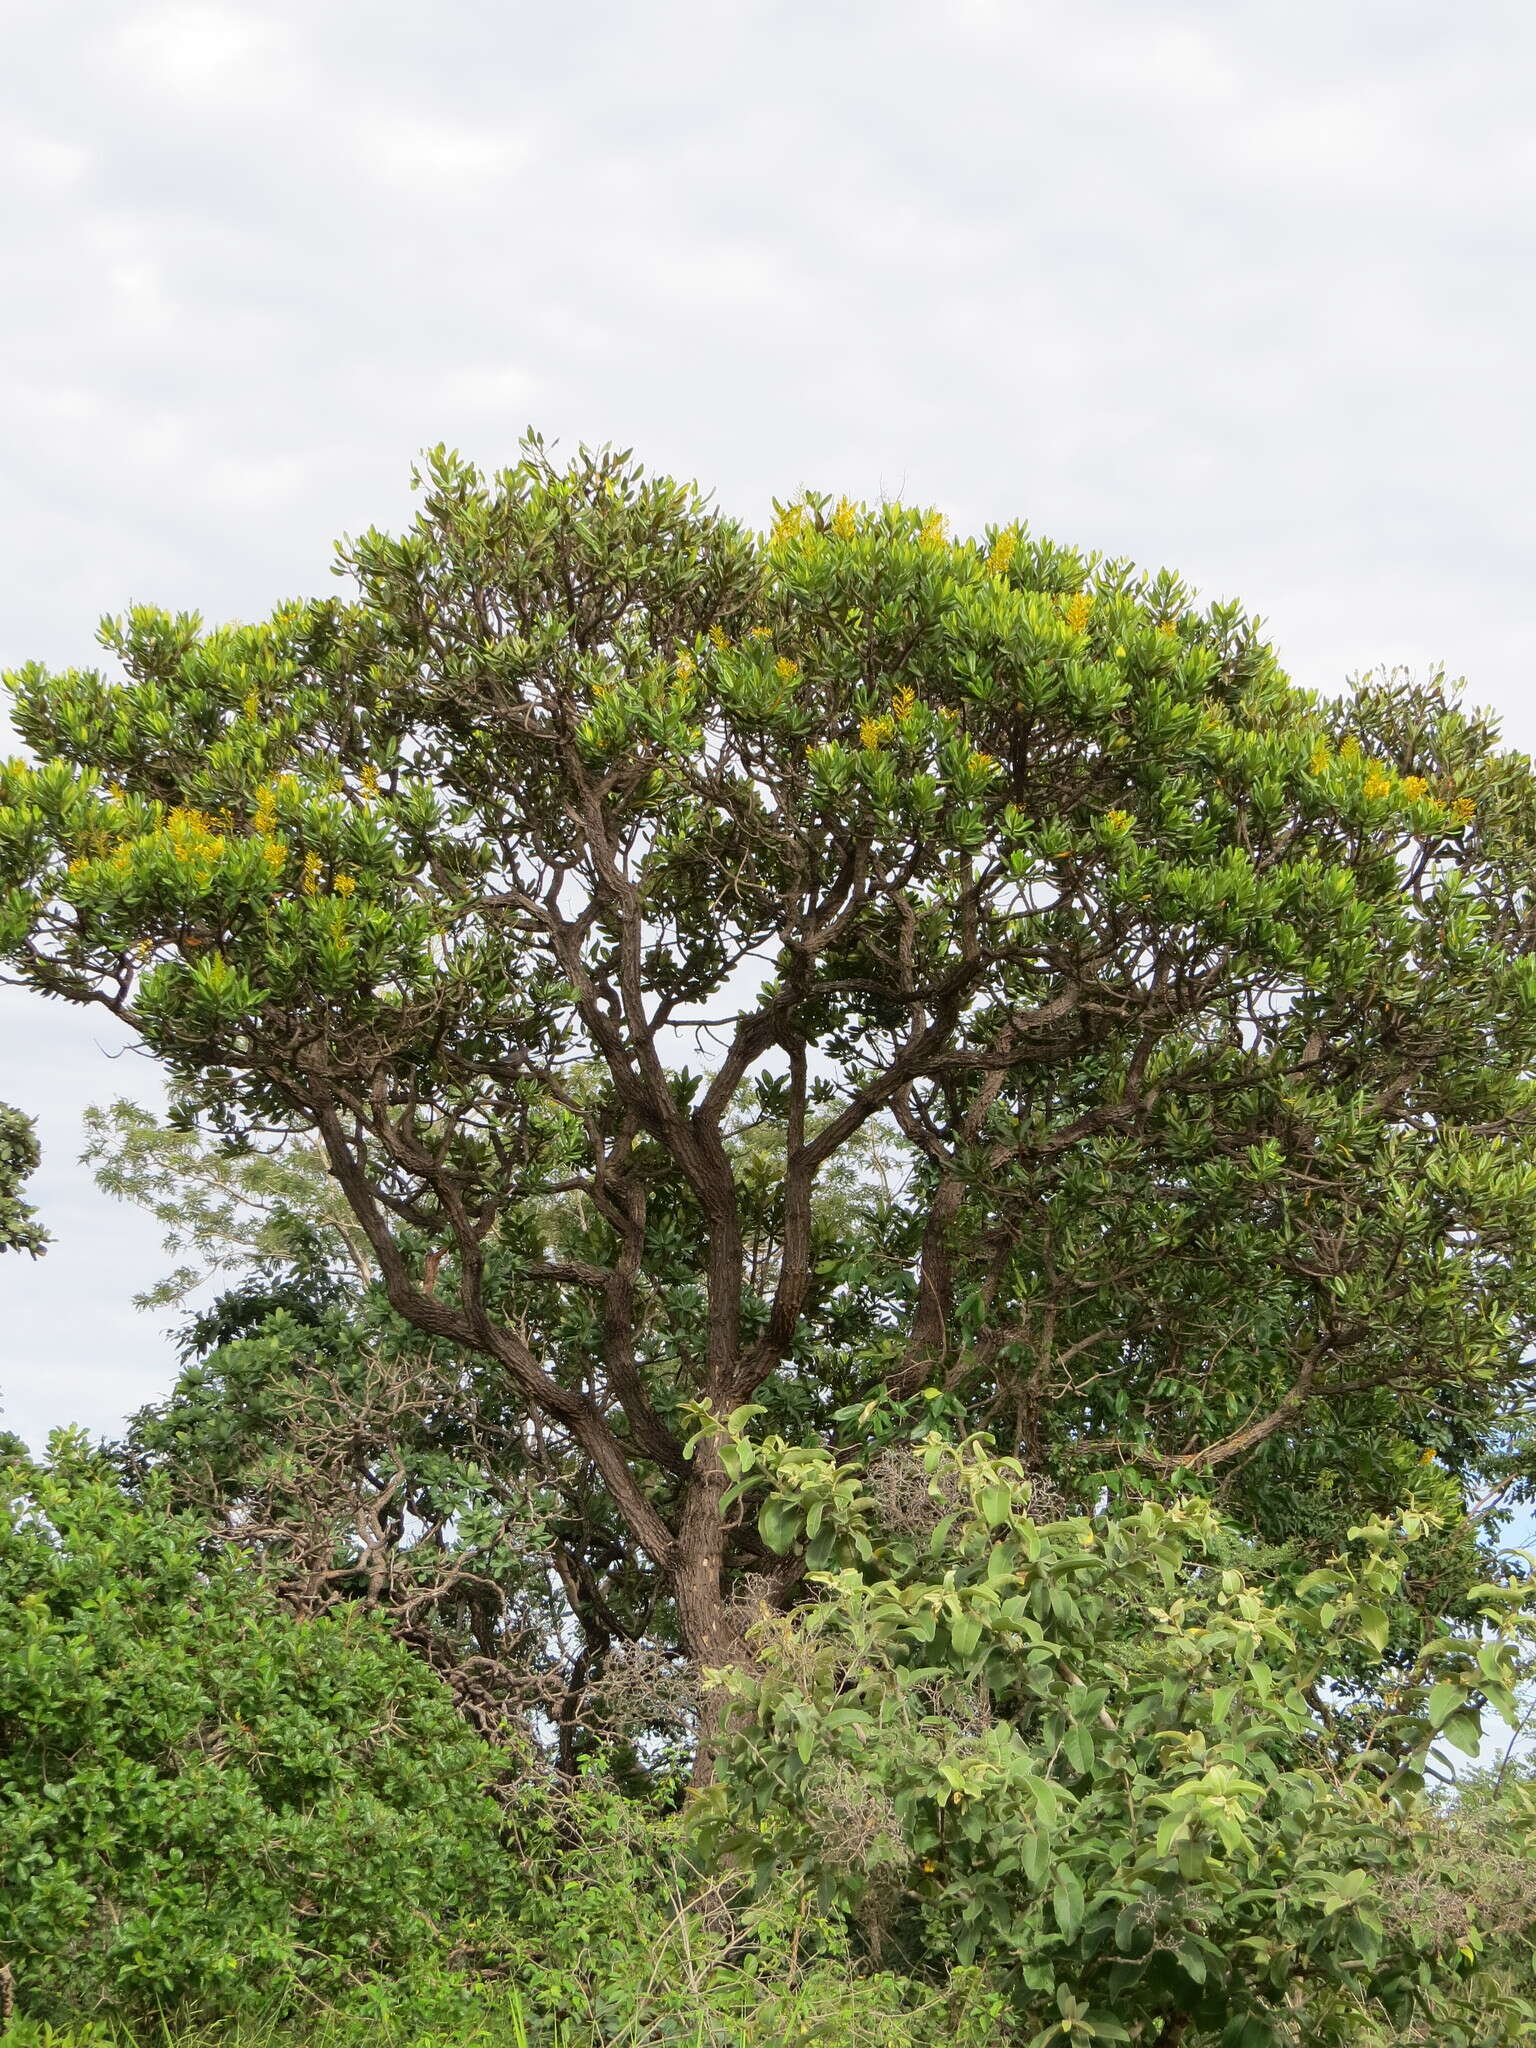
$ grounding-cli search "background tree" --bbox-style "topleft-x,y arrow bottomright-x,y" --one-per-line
0,1102 -> 46,1257
5,440 -> 1536,1703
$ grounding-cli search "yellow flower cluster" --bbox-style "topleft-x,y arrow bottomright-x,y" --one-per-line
1453,796 -> 1477,822
1156,620 -> 1177,639
708,624 -> 731,650
892,685 -> 917,720
300,851 -> 323,896
1399,775 -> 1429,801
166,807 -> 227,862
261,841 -> 287,872
775,656 -> 800,680
1309,744 -> 1330,775
1104,808 -> 1133,832
749,626 -> 774,642
771,503 -> 807,545
252,783 -> 279,835
358,763 -> 381,800
986,532 -> 1017,578
242,689 -> 260,720
831,498 -> 858,541
1362,771 -> 1393,802
333,872 -> 357,897
1063,591 -> 1093,634
860,715 -> 895,749
675,652 -> 695,680
918,511 -> 947,552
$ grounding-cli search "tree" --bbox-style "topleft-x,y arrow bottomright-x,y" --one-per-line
5,439 -> 1536,1700
0,1102 -> 46,1256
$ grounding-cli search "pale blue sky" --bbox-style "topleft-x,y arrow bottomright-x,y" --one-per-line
5,0 -> 1536,1445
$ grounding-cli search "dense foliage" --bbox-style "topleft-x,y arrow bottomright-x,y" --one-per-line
0,1441 -> 1004,2044
703,1416 -> 1536,2044
7,442 -> 1536,2039
0,1437 -> 523,2018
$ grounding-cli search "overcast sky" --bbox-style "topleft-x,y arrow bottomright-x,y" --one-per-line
4,0 -> 1536,1447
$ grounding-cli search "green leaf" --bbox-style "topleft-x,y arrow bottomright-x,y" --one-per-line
1440,1707 -> 1483,1758
760,1498 -> 800,1555
1427,1679 -> 1465,1729
1357,1604 -> 1390,1655
1052,1866 -> 1085,1939
950,1613 -> 983,1658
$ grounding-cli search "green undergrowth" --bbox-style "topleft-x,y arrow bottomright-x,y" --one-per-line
0,1949 -> 1009,2048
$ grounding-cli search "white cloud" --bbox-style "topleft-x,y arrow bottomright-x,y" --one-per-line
5,133 -> 92,187
354,116 -> 532,190
1079,23 -> 1243,105
1233,94 -> 1405,181
114,3 -> 294,97
207,453 -> 310,507
433,364 -> 539,410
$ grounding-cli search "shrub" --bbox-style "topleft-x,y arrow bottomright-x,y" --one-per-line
699,1422 -> 1536,2045
0,1435 -> 526,2021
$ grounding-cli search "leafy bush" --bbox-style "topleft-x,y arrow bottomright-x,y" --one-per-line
0,1435 -> 526,2021
699,1420 -> 1536,2046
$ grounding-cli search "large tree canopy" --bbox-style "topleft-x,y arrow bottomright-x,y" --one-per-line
5,440 -> 1536,1678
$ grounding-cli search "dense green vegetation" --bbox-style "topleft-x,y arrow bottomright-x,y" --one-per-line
5,441 -> 1536,2041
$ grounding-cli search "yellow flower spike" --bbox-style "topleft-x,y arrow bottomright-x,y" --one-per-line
770,503 -> 806,546
1453,796 -> 1477,822
708,624 -> 731,650
1339,736 -> 1362,761
1063,591 -> 1093,634
1399,775 -> 1429,801
860,715 -> 895,749
1156,619 -> 1177,638
891,685 -> 917,720
1104,809 -> 1133,832
674,652 -> 695,681
918,511 -> 948,551
260,841 -> 287,871
1309,744 -> 1330,776
831,497 -> 858,541
1362,771 -> 1393,802
242,689 -> 260,720
774,656 -> 800,680
749,626 -> 773,642
358,764 -> 381,800
333,873 -> 356,897
300,851 -> 323,896
986,531 -> 1017,578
